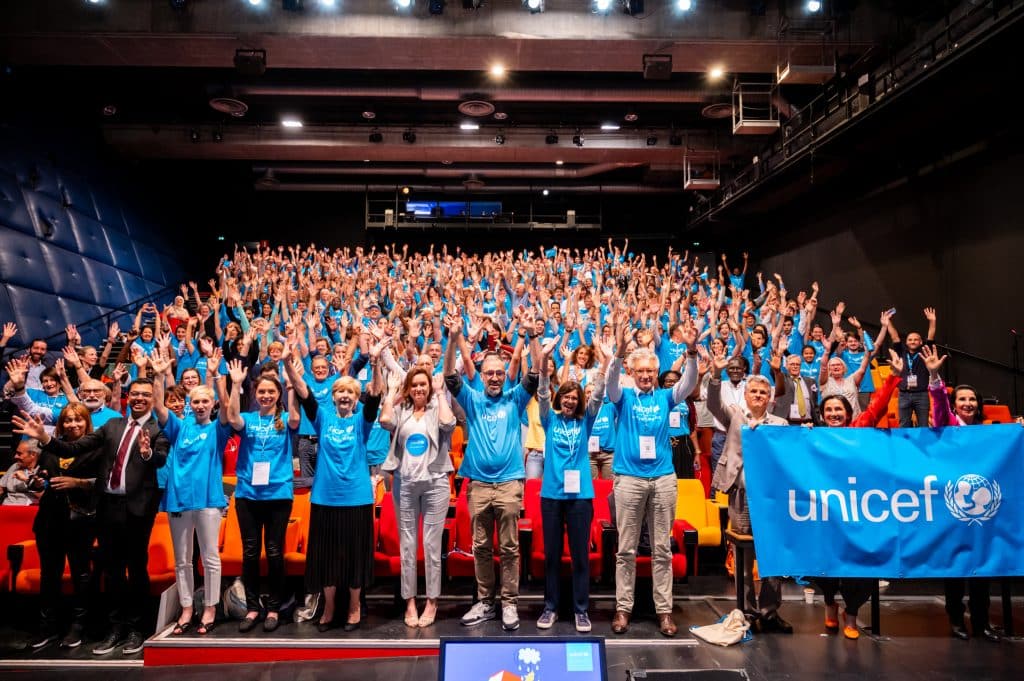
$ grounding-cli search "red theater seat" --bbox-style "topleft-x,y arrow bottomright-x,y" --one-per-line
520,478 -> 605,582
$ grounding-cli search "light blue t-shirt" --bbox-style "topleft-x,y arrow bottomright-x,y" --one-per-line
161,412 -> 229,513
612,387 -> 677,478
454,380 -> 531,483
311,401 -> 384,507
234,411 -> 296,501
591,399 -> 617,452
539,409 -> 597,500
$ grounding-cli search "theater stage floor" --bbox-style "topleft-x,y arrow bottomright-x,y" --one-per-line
1,578 -> 1020,680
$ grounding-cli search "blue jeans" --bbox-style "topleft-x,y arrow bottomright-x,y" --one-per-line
898,391 -> 930,427
525,449 -> 544,480
540,497 -> 593,614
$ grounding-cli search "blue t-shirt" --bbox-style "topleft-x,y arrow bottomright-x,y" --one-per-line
90,407 -> 122,429
234,411 -> 296,501
657,339 -> 688,372
26,389 -> 69,415
840,342 -> 876,392
591,399 -> 617,452
612,387 -> 677,478
299,374 -> 334,436
539,409 -> 597,500
311,402 -> 384,507
454,380 -> 531,483
161,412 -> 230,512
667,398 -> 691,438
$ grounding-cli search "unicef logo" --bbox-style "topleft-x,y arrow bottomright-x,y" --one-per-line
944,474 -> 1002,526
405,433 -> 429,457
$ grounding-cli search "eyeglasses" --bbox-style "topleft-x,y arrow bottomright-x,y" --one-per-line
482,370 -> 506,377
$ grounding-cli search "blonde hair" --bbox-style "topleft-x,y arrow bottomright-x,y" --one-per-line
189,385 -> 216,402
331,376 -> 362,397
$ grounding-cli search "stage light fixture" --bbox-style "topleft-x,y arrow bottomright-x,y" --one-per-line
555,160 -> 564,165
676,0 -> 692,11
708,65 -> 725,80
369,131 -> 383,143
572,131 -> 584,147
523,0 -> 544,13
669,132 -> 683,146
319,0 -> 337,6
402,130 -> 416,143
189,128 -> 201,143
395,0 -> 412,9
622,0 -> 643,15
401,186 -> 411,195
169,0 -> 189,10
247,0 -> 264,6
600,123 -> 620,131
542,189 -> 550,196
281,117 -> 303,128
593,0 -> 612,13
463,0 -> 484,8
545,133 -> 559,144
282,0 -> 304,10
429,0 -> 445,14
494,134 -> 506,145
807,1 -> 821,12
213,129 -> 224,143
646,135 -> 657,146
490,63 -> 506,79
460,122 -> 480,130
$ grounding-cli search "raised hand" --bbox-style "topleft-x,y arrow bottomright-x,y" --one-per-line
920,344 -> 946,373
108,321 -> 120,342
888,348 -> 905,377
847,316 -> 861,329
53,358 -> 67,379
227,359 -> 247,385
137,428 -> 152,457
62,345 -> 82,368
150,353 -> 172,376
680,321 -> 698,347
923,307 -> 937,322
2,322 -> 17,343
431,371 -> 446,394
541,335 -> 561,358
11,413 -> 48,440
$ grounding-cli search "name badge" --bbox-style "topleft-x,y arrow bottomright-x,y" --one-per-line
252,461 -> 271,486
789,403 -> 802,420
357,366 -> 369,381
906,374 -> 918,389
669,411 -> 681,428
588,435 -> 599,453
639,435 -> 656,460
563,469 -> 581,494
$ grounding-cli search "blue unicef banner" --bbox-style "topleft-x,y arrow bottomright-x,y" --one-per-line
742,424 -> 1024,578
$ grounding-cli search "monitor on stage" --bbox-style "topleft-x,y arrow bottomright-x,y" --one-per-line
439,636 -> 608,681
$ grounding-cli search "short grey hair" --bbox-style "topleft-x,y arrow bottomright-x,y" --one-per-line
746,374 -> 772,391
17,437 -> 42,454
627,348 -> 660,372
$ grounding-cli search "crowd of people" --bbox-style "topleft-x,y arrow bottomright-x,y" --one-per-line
0,239 -> 1010,652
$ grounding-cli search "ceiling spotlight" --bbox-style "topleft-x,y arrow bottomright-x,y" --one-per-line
401,186 -> 411,195
646,135 -> 657,146
460,122 -> 480,131
542,189 -> 550,196
362,110 -> 376,120
523,0 -> 544,13
319,0 -> 337,6
246,0 -> 263,6
281,117 -> 303,128
402,130 -> 416,143
555,160 -> 564,165
593,0 -> 612,12
677,0 -> 692,10
493,111 -> 509,120
429,0 -> 445,14
395,0 -> 412,9
622,0 -> 644,15
624,112 -> 638,122
572,132 -> 584,147
806,0 -> 821,12
600,123 -> 620,131
669,132 -> 683,146
494,134 -> 506,145
545,133 -> 559,145
189,128 -> 201,143
490,63 -> 506,79
102,104 -> 117,116
369,131 -> 384,143
708,65 -> 725,80
213,129 -> 224,143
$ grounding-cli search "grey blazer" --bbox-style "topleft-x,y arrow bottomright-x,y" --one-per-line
380,397 -> 456,475
706,378 -> 788,494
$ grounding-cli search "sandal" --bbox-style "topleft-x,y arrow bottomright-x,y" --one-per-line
172,619 -> 193,636
198,619 -> 217,635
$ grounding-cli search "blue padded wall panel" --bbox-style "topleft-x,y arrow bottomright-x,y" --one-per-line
117,270 -> 150,306
0,171 -> 34,236
0,287 -> 19,347
105,228 -> 143,275
37,240 -> 94,302
68,209 -> 116,266
4,284 -> 66,342
57,298 -> 107,348
82,258 -> 130,309
0,227 -> 49,290
5,154 -> 61,201
24,191 -> 76,251
90,184 -> 128,232
57,172 -> 98,220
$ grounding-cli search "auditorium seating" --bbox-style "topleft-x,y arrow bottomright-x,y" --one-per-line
1,505 -> 40,591
220,495 -> 302,577
519,478 -> 605,582
284,489 -> 312,577
983,404 -> 1013,424
674,478 -> 722,574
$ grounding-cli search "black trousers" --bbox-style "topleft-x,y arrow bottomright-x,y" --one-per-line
944,578 -> 991,628
235,497 -> 293,612
540,497 -> 593,615
670,435 -> 695,479
37,514 -> 95,632
96,496 -> 156,632
817,577 -> 872,616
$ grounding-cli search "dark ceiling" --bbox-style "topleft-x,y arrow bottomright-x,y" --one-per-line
0,0 -> 956,209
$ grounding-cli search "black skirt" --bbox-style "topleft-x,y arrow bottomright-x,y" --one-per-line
305,503 -> 374,592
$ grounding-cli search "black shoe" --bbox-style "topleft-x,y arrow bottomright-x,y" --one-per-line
976,627 -> 1002,643
760,615 -> 794,634
343,620 -> 361,632
30,633 -> 58,650
263,615 -> 280,633
61,623 -> 85,649
238,616 -> 259,633
121,631 -> 145,655
92,630 -> 123,655
317,619 -> 336,633
950,624 -> 970,641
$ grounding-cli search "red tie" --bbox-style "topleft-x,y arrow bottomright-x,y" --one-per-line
109,420 -> 137,490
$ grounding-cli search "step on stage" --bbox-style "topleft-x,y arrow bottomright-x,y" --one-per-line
143,597 -> 700,667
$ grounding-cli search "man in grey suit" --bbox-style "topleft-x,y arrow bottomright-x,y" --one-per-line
772,354 -> 820,425
706,354 -> 792,633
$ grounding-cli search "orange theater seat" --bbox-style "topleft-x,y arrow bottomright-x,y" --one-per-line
148,512 -> 177,594
1,505 -> 39,591
520,478 -> 604,582
983,404 -> 1013,424
11,539 -> 72,595
284,489 -> 312,576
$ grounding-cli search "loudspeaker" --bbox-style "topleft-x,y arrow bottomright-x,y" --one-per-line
566,210 -> 576,227
384,209 -> 395,227
643,54 -> 672,80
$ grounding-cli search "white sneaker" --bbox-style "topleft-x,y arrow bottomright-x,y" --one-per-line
461,600 -> 496,626
575,612 -> 592,633
536,610 -> 557,629
502,605 -> 520,631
